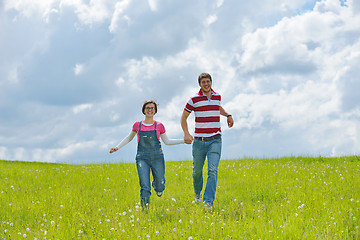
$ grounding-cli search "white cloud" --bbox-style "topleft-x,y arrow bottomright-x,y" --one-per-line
115,77 -> 125,86
204,14 -> 218,26
109,0 -> 132,33
216,0 -> 224,8
1,0 -> 359,164
59,0 -> 112,26
4,0 -> 58,20
148,0 -> 157,11
72,103 -> 93,114
73,63 -> 85,75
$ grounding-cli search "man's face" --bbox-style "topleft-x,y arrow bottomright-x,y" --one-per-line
199,78 -> 212,93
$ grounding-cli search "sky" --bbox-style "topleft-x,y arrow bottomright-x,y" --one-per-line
0,0 -> 359,164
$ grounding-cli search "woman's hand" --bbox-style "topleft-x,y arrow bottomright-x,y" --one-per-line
109,147 -> 118,153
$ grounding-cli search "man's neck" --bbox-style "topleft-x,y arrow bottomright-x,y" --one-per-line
202,89 -> 212,98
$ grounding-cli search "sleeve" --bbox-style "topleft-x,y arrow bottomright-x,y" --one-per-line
132,121 -> 140,133
184,98 -> 195,113
160,132 -> 184,145
115,131 -> 136,149
158,122 -> 166,135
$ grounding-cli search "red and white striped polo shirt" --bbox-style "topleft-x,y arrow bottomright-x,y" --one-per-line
184,89 -> 221,137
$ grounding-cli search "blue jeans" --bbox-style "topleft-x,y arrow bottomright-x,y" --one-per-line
192,137 -> 222,205
136,155 -> 165,205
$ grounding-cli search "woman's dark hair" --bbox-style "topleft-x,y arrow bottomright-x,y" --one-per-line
198,72 -> 212,84
142,100 -> 158,114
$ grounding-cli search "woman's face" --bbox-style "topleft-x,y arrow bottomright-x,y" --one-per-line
144,103 -> 156,118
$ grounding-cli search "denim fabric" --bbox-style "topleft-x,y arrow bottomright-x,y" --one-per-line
192,137 -> 222,205
135,122 -> 165,206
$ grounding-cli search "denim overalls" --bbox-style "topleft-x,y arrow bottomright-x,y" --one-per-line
135,121 -> 165,207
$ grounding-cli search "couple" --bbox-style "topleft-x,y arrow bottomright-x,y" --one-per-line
109,73 -> 234,209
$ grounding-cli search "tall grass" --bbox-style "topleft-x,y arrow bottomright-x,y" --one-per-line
1,156 -> 359,239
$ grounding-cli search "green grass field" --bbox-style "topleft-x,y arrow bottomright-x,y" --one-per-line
1,156 -> 359,239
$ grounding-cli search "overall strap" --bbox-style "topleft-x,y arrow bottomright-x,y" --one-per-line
154,121 -> 157,131
139,121 -> 142,132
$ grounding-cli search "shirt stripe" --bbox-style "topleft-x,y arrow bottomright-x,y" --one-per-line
184,89 -> 222,137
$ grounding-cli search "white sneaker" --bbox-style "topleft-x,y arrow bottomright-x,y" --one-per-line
203,202 -> 213,211
156,191 -> 163,197
194,193 -> 201,204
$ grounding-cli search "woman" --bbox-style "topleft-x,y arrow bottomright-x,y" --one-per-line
110,100 -> 184,209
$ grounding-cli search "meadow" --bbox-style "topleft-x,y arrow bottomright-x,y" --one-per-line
1,156 -> 359,239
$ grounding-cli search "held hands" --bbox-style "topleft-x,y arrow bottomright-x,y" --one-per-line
109,147 -> 118,154
184,133 -> 193,144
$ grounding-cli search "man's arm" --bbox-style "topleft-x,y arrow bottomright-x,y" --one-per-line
181,110 -> 193,144
220,106 -> 234,128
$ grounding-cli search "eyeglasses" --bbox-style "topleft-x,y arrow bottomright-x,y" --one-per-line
145,107 -> 155,110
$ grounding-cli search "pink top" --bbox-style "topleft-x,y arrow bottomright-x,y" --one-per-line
132,121 -> 166,142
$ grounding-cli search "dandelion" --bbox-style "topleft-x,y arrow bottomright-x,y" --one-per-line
179,219 -> 182,223
123,211 -> 126,216
172,198 -> 176,202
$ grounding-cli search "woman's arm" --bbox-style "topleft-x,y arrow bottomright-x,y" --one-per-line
109,131 -> 136,153
160,132 -> 184,145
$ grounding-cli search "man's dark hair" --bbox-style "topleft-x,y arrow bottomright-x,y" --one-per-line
198,72 -> 212,84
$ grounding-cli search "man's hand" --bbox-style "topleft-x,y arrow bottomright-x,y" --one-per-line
227,115 -> 234,128
181,110 -> 193,144
109,147 -> 118,153
184,133 -> 193,144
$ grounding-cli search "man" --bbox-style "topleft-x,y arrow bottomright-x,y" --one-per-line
181,72 -> 234,210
